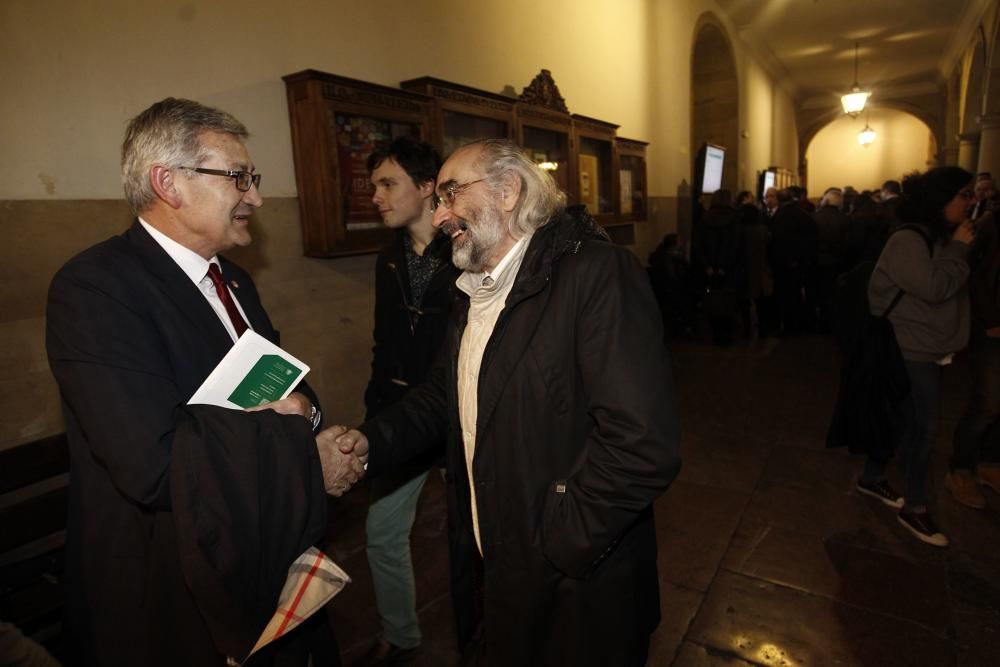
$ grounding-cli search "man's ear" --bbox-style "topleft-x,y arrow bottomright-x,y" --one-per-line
150,165 -> 183,209
419,178 -> 435,199
500,171 -> 521,213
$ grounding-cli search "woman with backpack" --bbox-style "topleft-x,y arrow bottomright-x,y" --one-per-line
857,166 -> 976,547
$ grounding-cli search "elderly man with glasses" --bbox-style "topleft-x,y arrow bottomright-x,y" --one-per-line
47,98 -> 363,666
333,139 -> 681,666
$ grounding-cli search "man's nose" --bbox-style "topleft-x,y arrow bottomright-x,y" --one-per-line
244,181 -> 263,207
432,203 -> 451,229
371,188 -> 382,205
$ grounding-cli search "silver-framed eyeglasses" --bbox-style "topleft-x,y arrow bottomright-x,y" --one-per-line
181,167 -> 261,192
431,178 -> 486,211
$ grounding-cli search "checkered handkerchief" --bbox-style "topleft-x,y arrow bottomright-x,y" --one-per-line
243,547 -> 350,662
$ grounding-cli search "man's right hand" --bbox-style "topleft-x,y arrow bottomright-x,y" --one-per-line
315,426 -> 365,496
334,429 -> 370,463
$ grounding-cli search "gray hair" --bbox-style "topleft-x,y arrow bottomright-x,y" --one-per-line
121,98 -> 248,214
464,139 -> 566,238
820,190 -> 843,208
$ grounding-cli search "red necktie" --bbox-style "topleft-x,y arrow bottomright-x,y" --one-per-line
207,263 -> 249,338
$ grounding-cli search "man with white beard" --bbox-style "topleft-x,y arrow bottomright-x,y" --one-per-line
333,140 -> 681,666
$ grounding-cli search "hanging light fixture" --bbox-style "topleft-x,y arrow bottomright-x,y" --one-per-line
841,42 -> 871,116
858,111 -> 876,146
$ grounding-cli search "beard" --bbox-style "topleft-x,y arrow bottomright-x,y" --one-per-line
444,203 -> 506,272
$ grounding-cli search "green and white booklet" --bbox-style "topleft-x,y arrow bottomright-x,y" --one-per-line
188,330 -> 310,409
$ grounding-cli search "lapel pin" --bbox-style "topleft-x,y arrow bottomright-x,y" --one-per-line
230,280 -> 240,289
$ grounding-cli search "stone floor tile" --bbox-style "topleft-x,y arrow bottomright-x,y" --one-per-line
953,608 -> 1000,667
688,571 -> 955,666
668,641 -> 760,666
647,583 -> 704,667
721,521 -> 951,631
656,480 -> 750,591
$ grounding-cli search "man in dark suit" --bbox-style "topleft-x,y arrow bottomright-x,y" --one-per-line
333,140 -> 681,666
46,98 -> 363,666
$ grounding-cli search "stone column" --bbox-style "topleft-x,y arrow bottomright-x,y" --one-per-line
976,114 -> 1000,178
958,132 -> 981,174
941,146 -> 960,166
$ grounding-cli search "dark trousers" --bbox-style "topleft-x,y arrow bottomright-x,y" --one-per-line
951,334 -> 1000,471
772,263 -> 805,333
864,359 -> 942,506
815,263 -> 840,333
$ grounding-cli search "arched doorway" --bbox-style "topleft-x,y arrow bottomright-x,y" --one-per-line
691,18 -> 739,196
805,108 -> 937,194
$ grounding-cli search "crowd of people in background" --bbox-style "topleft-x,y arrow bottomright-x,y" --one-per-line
649,168 -> 1000,548
649,173 -> 999,344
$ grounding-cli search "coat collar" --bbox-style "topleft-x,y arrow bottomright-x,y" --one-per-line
471,206 -> 608,432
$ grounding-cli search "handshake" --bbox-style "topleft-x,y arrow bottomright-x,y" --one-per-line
315,425 -> 370,497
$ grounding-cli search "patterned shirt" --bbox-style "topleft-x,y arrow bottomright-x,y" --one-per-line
402,232 -> 448,307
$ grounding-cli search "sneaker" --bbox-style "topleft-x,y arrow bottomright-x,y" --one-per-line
977,466 -> 1000,493
945,471 -> 986,508
897,507 -> 949,547
856,477 -> 904,508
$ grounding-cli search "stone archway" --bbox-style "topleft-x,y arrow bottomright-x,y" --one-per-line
691,16 -> 740,195
804,107 -> 937,194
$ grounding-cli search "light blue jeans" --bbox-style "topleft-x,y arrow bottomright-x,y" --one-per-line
365,466 -> 431,649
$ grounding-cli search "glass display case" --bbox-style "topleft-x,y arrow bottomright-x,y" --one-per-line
521,124 -> 571,193
573,114 -> 619,222
283,70 -> 430,257
283,68 -> 650,255
616,137 -> 648,221
400,77 -> 514,158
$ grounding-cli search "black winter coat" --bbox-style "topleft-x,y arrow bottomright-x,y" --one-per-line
363,230 -> 459,420
361,207 -> 681,666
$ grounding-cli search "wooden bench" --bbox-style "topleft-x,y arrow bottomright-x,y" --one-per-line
0,433 -> 70,652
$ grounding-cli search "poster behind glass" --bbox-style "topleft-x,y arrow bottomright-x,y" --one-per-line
619,155 -> 645,218
333,113 -> 419,230
578,137 -> 613,215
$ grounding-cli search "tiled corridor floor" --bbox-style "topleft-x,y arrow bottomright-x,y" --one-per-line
323,335 -> 1000,666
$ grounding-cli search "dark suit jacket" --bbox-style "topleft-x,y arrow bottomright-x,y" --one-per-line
46,220 -> 324,667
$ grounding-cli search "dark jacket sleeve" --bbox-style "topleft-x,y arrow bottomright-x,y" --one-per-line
359,343 -> 451,476
364,247 -> 400,419
47,255 -> 180,511
541,245 -> 682,578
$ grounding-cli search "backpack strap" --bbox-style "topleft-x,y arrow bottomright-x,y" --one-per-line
879,224 -> 933,318
892,223 -> 934,256
881,288 -> 905,319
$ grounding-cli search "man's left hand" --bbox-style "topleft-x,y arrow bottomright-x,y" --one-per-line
245,391 -> 312,420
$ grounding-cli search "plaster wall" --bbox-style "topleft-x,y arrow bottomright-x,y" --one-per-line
0,0 -> 795,448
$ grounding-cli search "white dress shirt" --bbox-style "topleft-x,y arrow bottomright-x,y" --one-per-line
455,235 -> 532,553
139,218 -> 252,343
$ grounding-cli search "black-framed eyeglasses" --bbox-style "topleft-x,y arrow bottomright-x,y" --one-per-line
180,167 -> 261,192
431,178 -> 486,211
